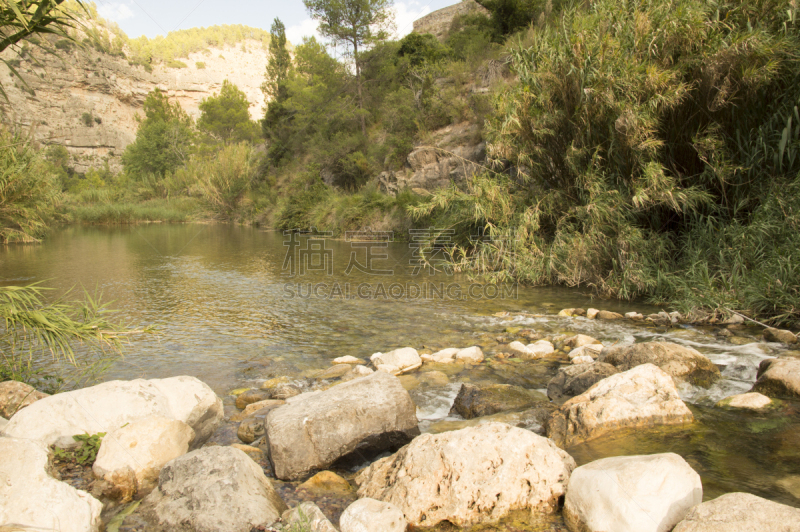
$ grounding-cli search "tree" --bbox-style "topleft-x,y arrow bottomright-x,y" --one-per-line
262,18 -> 295,163
262,18 -> 291,102
198,80 -> 258,143
122,89 -> 194,177
303,0 -> 394,135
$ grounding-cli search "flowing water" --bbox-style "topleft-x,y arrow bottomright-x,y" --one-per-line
2,224 -> 799,529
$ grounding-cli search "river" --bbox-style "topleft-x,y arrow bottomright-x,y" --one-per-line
2,224 -> 798,528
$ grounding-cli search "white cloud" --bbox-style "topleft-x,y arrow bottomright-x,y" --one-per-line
286,18 -> 322,46
393,1 -> 431,38
97,2 -> 135,22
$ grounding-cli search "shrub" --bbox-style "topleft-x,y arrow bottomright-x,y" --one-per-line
195,61 -> 206,69
195,143 -> 261,216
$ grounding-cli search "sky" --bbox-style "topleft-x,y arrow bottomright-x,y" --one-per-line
93,0 -> 462,43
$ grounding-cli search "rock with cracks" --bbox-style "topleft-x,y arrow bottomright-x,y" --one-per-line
2,376 -> 222,449
139,446 -> 287,532
0,437 -> 102,532
546,364 -> 694,447
563,453 -> 702,532
547,362 -> 620,403
356,422 -> 576,528
672,492 -> 800,532
599,342 -> 720,387
266,371 -> 419,480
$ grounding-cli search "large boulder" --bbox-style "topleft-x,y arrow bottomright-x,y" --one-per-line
546,364 -> 694,447
751,358 -> 800,399
2,377 -> 222,448
716,392 -> 773,410
0,437 -> 102,532
450,383 -> 547,419
356,422 -> 576,527
340,498 -> 407,532
599,342 -> 720,386
265,371 -> 419,480
763,327 -> 798,344
93,416 -> 194,496
672,492 -> 800,532
547,362 -> 620,403
282,502 -> 337,532
370,347 -> 422,375
564,453 -> 702,532
0,381 -> 48,419
139,446 -> 287,532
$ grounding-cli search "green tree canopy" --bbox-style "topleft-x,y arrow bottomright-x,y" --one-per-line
303,0 -> 394,135
198,80 -> 259,143
262,18 -> 295,163
262,17 -> 292,101
122,89 -> 194,177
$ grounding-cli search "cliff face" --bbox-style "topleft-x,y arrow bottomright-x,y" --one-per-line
0,39 -> 269,173
412,0 -> 489,41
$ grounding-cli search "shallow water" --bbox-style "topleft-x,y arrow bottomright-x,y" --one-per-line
2,224 -> 799,528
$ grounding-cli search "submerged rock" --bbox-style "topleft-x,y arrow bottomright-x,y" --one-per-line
266,371 -> 419,480
450,383 -> 547,419
317,364 -> 354,380
2,376 -> 222,449
356,422 -> 576,527
564,453 -> 702,532
0,381 -> 48,419
230,399 -> 285,422
716,392 -> 773,410
547,362 -> 620,403
599,341 -> 720,386
371,347 -> 422,375
139,446 -> 287,532
672,492 -> 800,532
282,502 -> 337,532
0,437 -> 102,532
93,416 -> 194,497
752,357 -> 800,399
763,327 -> 798,344
340,498 -> 407,532
546,364 -> 694,447
235,389 -> 271,410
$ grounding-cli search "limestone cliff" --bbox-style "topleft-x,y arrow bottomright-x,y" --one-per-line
0,37 -> 269,173
412,0 -> 489,41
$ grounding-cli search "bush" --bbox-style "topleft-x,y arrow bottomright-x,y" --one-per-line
166,59 -> 188,69
195,61 -> 206,69
80,112 -> 94,127
195,143 -> 261,216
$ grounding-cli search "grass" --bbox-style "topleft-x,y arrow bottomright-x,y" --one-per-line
61,197 -> 201,224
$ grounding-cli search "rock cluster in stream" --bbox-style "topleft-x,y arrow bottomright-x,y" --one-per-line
2,309 -> 800,531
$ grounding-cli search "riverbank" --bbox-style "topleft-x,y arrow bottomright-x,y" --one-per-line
2,307 -> 799,531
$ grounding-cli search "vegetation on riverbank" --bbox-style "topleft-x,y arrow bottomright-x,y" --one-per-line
3,0 -> 800,325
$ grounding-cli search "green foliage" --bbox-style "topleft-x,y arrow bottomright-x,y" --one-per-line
0,129 -> 61,243
475,0 -> 565,41
397,32 -> 451,66
165,59 -> 188,69
411,0 -> 800,324
122,89 -> 194,177
52,432 -> 106,465
80,111 -> 93,127
198,80 -> 259,143
195,61 -> 206,69
195,143 -> 260,216
262,17 -> 292,101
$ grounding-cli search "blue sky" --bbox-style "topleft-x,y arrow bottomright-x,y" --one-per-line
93,0 -> 461,43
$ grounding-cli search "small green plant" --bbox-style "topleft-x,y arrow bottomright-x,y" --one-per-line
93,116 -> 102,125
52,432 -> 106,466
80,112 -> 93,127
54,39 -> 73,51
195,61 -> 206,69
166,59 -> 188,69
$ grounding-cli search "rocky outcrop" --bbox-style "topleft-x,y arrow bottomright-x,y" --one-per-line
412,0 -> 489,41
378,122 -> 485,194
139,446 -> 287,532
751,357 -> 800,399
356,422 -> 576,527
93,416 -> 194,497
564,453 -> 702,532
265,371 -> 419,480
339,498 -> 407,532
2,376 -> 222,448
547,362 -> 620,403
450,383 -> 547,419
0,36 -> 269,172
672,492 -> 800,532
0,437 -> 102,532
0,381 -> 48,418
546,364 -> 694,447
599,342 -> 721,386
